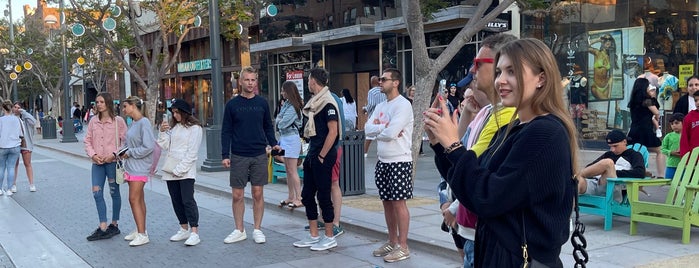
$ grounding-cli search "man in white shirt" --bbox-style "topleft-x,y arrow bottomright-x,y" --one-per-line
364,68 -> 413,263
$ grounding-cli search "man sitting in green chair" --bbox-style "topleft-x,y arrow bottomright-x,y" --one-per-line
577,129 -> 646,199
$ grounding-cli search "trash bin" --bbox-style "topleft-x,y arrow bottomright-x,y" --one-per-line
41,117 -> 57,139
339,130 -> 365,196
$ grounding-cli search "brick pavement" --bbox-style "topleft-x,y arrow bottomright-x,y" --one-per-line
29,131 -> 699,267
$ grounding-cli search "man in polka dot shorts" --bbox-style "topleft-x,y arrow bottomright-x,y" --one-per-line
364,67 -> 414,263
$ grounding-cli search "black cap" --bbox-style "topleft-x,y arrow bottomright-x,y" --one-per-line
606,129 -> 627,144
168,99 -> 192,115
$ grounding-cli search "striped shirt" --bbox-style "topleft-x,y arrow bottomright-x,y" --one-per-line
364,86 -> 387,117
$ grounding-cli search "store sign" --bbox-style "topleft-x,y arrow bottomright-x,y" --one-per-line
177,59 -> 212,73
485,12 -> 511,32
679,64 -> 694,88
286,70 -> 304,99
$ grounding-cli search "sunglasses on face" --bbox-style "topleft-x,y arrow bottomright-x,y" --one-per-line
473,58 -> 494,70
379,77 -> 395,82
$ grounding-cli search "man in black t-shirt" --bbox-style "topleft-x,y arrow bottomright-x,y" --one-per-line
292,67 -> 340,251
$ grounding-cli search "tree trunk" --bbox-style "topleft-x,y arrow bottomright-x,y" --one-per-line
404,0 -> 515,175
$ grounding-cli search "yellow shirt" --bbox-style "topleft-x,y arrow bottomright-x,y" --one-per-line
470,107 -> 517,156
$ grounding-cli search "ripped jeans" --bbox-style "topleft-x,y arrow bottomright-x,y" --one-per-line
91,162 -> 121,223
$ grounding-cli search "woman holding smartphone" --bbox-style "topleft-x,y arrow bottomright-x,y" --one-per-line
120,96 -> 157,246
158,99 -> 203,246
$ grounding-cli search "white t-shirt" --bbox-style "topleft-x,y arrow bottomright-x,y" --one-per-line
341,97 -> 357,126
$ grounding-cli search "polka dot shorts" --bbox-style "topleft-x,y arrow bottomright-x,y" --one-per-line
374,161 -> 413,201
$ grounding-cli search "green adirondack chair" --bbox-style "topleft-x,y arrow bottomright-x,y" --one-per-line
627,146 -> 699,244
578,143 -> 649,230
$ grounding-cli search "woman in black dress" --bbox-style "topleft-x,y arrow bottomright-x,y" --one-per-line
627,77 -> 665,177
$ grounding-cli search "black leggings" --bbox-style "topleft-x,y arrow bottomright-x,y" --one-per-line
167,179 -> 199,227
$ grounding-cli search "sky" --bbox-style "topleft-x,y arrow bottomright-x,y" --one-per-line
4,0 -> 49,22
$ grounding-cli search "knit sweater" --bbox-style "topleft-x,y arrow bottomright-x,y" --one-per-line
221,95 -> 277,158
445,114 -> 575,267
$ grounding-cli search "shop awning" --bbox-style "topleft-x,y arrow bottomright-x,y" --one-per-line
250,37 -> 308,53
302,24 -> 380,45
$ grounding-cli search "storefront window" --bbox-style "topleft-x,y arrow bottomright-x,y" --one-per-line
522,0 -> 699,148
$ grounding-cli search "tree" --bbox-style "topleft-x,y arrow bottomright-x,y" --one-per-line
66,0 -> 257,122
404,0 -> 554,167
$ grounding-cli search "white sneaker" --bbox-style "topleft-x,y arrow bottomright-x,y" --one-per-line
29,184 -> 36,192
184,233 -> 200,246
129,233 -> 149,246
10,185 -> 16,193
170,228 -> 191,242
223,229 -> 246,244
293,234 -> 320,248
5,189 -> 12,197
0,189 -> 4,196
310,235 -> 337,251
124,230 -> 138,241
252,229 -> 266,244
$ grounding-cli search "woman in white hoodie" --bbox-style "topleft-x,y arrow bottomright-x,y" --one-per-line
158,99 -> 203,246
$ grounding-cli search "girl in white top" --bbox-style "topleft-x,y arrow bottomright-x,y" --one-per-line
0,100 -> 22,196
341,88 -> 357,130
158,99 -> 203,246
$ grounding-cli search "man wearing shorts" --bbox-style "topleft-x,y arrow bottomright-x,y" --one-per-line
221,66 -> 280,244
577,129 -> 645,197
364,68 -> 413,263
363,76 -> 387,157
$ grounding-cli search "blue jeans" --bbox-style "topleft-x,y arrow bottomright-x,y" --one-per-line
463,238 -> 475,268
91,162 -> 121,223
0,147 -> 20,190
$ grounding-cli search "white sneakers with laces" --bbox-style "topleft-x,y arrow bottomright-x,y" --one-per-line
129,233 -> 149,246
252,229 -> 266,244
170,228 -> 191,242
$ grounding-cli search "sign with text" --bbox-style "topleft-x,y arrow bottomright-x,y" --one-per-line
286,70 -> 304,99
177,59 -> 212,73
679,64 -> 694,89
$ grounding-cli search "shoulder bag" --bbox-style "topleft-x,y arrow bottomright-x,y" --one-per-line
18,117 -> 27,148
115,118 -> 125,184
161,127 -> 182,175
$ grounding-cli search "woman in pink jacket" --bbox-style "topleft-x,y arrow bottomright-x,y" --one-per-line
84,93 -> 127,241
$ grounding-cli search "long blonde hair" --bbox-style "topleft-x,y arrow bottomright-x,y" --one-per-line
494,38 -> 580,175
123,96 -> 146,116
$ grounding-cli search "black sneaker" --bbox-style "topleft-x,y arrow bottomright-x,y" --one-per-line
105,224 -> 121,238
86,228 -> 110,241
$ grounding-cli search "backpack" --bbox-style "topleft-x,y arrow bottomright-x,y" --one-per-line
293,111 -> 309,141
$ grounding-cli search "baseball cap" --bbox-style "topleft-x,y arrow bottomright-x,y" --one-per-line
457,73 -> 474,88
606,129 -> 626,144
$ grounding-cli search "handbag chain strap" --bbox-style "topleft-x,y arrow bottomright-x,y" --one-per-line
521,212 -> 529,268
571,177 -> 589,268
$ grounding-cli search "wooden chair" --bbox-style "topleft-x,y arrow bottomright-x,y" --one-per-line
627,146 -> 699,244
578,143 -> 649,231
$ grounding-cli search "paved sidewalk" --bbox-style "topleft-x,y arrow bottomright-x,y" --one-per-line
34,131 -> 699,267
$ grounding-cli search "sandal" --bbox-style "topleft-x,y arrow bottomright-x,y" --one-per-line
288,202 -> 304,208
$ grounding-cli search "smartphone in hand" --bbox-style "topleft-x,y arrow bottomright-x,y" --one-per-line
271,149 -> 285,156
117,147 -> 129,157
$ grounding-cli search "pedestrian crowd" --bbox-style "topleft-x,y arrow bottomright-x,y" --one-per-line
15,32 -> 699,268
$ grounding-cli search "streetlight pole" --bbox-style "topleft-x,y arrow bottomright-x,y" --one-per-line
201,0 -> 225,171
59,0 -> 77,143
8,0 -> 17,102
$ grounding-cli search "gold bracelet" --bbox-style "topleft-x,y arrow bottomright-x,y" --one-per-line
444,141 -> 463,154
